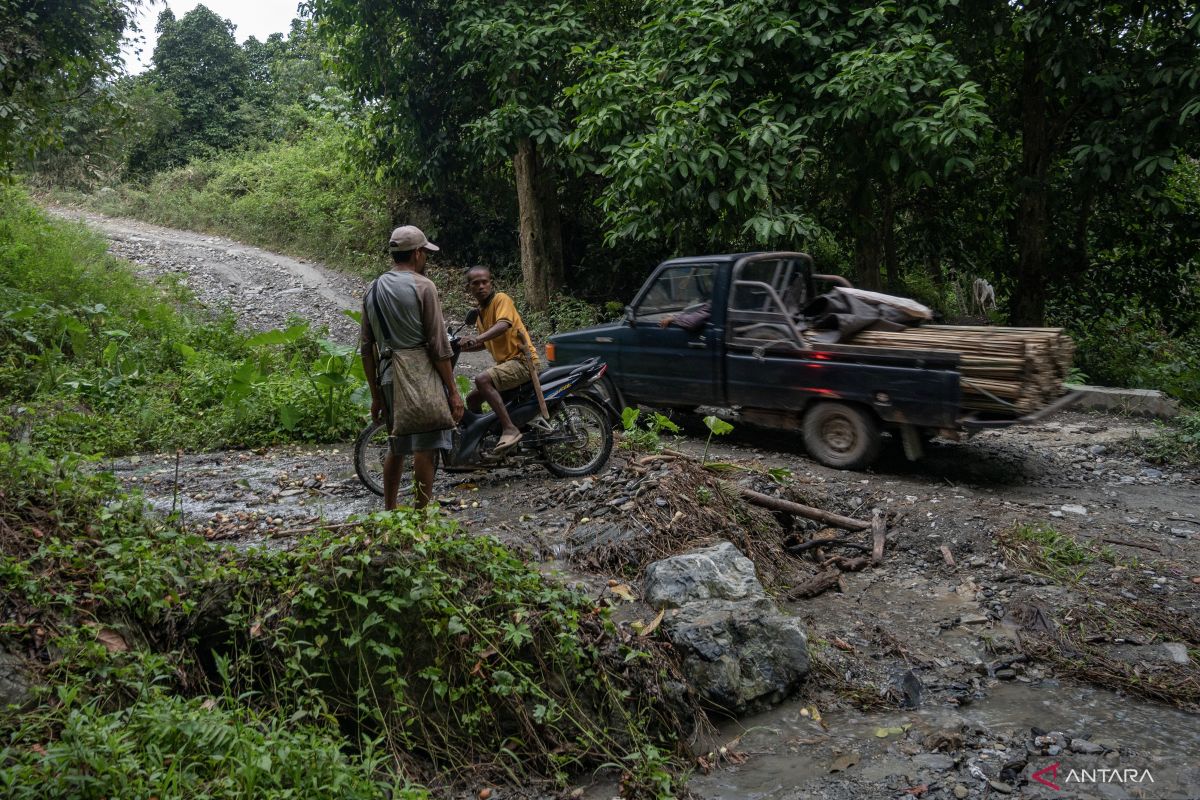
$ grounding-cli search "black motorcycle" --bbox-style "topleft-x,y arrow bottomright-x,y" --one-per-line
354,327 -> 615,496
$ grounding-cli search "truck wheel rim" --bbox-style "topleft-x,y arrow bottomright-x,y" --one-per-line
822,416 -> 856,454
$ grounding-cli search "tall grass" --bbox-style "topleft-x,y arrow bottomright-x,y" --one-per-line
0,184 -> 366,456
56,120 -> 402,277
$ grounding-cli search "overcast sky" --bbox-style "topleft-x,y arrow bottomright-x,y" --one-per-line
122,0 -> 303,73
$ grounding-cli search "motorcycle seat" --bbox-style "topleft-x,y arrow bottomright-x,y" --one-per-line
495,360 -> 595,404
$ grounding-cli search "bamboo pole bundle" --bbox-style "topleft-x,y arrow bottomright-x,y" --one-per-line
844,325 -> 1074,415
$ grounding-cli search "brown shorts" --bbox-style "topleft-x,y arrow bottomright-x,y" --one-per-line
486,358 -> 532,392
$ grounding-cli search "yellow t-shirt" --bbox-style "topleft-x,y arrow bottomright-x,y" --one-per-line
476,292 -> 538,366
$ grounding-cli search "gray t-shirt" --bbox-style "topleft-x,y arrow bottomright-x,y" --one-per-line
364,270 -> 452,385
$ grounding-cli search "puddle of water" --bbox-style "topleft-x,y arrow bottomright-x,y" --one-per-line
690,682 -> 1200,799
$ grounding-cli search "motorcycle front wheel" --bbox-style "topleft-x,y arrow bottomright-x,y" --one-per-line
354,420 -> 389,496
540,396 -> 614,477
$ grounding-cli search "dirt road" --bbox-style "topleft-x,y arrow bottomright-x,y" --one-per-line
68,208 -> 1200,800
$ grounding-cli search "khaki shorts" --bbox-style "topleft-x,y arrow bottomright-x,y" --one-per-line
486,357 -> 532,392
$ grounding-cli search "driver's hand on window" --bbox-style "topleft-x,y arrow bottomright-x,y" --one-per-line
658,315 -> 674,329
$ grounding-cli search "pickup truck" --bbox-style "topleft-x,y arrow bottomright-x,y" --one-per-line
546,252 -> 1079,470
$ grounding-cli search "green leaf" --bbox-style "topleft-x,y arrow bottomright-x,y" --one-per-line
703,415 -> 733,436
279,404 -> 302,431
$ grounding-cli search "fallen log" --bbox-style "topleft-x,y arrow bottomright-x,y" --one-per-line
740,488 -> 871,532
787,570 -> 843,600
786,538 -> 871,555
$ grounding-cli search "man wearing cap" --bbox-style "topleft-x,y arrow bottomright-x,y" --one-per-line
361,225 -> 464,510
459,265 -> 537,453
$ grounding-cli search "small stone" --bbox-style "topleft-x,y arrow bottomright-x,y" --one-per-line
1060,504 -> 1088,515
1140,468 -> 1163,479
988,779 -> 1014,794
994,668 -> 1017,680
1161,642 -> 1191,665
954,785 -> 969,799
914,753 -> 956,771
1070,739 -> 1104,754
1089,445 -> 1107,456
1048,745 -> 1062,756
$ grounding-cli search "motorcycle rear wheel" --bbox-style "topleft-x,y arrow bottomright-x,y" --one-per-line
541,396 -> 614,477
354,420 -> 389,496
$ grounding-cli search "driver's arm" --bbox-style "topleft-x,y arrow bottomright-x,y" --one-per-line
466,319 -> 511,349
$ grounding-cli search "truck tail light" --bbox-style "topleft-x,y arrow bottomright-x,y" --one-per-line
545,343 -> 556,363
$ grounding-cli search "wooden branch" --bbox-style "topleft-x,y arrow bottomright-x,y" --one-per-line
740,488 -> 870,532
787,539 -> 871,554
787,570 -> 843,600
822,555 -> 870,572
870,509 -> 886,565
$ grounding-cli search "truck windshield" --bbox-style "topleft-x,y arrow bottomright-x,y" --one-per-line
634,264 -> 715,318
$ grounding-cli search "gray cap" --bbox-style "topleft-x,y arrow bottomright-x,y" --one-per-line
388,225 -> 439,252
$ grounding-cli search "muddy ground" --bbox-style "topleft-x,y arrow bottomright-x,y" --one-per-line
60,208 -> 1200,800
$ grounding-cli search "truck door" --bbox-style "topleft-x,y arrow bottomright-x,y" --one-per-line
624,262 -> 722,407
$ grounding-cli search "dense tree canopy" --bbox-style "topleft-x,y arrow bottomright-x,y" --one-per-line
568,0 -> 990,289
0,0 -> 140,169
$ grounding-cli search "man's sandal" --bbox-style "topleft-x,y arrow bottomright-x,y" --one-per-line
493,431 -> 523,453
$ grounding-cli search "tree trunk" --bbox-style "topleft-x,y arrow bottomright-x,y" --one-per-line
1012,37 -> 1051,327
850,180 -> 883,290
513,137 -> 564,311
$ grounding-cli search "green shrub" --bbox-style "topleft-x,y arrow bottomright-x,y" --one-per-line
1064,304 -> 1200,404
0,442 -> 695,796
0,695 -> 405,800
69,118 -> 396,277
1142,412 -> 1200,466
224,514 -> 696,789
0,186 -> 367,455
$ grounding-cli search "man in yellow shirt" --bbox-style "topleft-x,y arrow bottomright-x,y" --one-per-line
460,266 -> 538,453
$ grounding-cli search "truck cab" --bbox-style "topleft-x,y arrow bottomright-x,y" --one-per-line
547,252 -> 963,469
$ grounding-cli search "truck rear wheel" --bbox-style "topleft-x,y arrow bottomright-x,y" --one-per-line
802,401 -> 882,470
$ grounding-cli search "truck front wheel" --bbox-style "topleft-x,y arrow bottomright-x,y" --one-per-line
802,401 -> 883,470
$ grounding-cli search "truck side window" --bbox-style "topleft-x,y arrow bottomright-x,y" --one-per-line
636,264 -> 714,319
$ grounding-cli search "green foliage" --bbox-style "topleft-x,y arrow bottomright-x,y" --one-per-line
0,695 -> 403,800
76,119 -> 392,276
567,0 -> 988,258
0,443 -> 695,796
126,6 -> 252,174
0,186 -> 366,455
221,513 -> 695,788
1060,304 -> 1200,405
619,407 -> 680,453
1004,523 -> 1117,583
701,414 -> 733,465
513,290 -> 602,340
0,1 -> 137,169
1142,412 -> 1200,467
